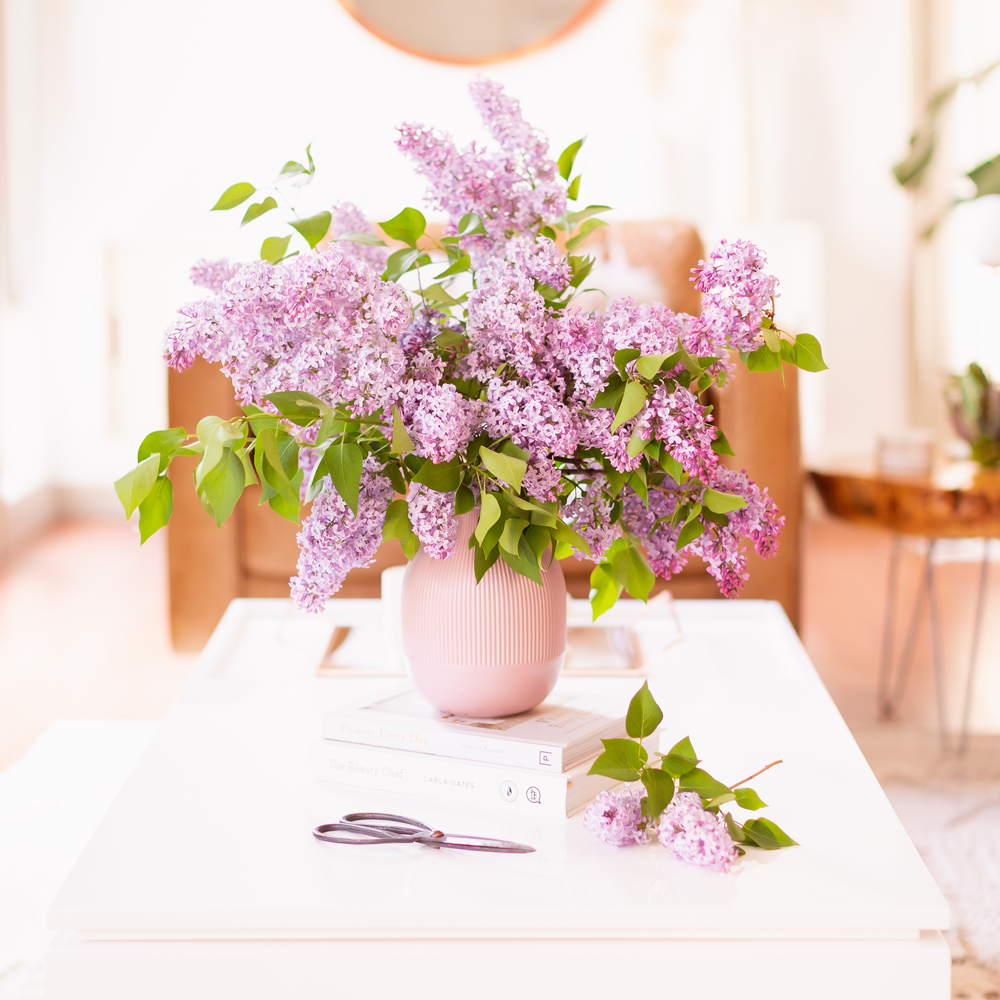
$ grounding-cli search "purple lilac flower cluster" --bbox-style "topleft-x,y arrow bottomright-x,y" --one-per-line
582,788 -> 738,872
158,77 -> 794,614
396,79 -> 565,263
583,787 -> 651,847
289,459 -> 394,613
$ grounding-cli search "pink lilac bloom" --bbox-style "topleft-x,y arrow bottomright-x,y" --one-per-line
190,258 -> 241,294
484,377 -> 577,459
521,455 -> 563,502
165,247 -> 411,413
289,460 -> 394,612
583,787 -> 650,847
691,239 -> 779,355
397,78 -> 566,262
635,383 -> 719,479
656,791 -> 738,872
467,237 -> 571,379
399,381 -> 482,465
163,297 -> 227,372
328,201 -> 390,271
407,485 -> 459,560
563,478 -> 620,561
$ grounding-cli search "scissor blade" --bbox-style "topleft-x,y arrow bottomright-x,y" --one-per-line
432,835 -> 536,854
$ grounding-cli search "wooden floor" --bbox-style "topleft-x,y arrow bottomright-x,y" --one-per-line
1,511 -> 999,996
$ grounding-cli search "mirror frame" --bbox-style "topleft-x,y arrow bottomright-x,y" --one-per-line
338,0 -> 608,65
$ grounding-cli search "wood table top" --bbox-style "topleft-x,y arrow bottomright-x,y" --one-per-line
810,461 -> 1000,538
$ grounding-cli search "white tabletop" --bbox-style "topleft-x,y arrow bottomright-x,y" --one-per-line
47,599 -> 948,942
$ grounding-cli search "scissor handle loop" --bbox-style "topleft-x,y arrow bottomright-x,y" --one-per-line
312,822 -> 424,846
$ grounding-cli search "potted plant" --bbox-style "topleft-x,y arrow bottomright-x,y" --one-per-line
115,78 -> 826,716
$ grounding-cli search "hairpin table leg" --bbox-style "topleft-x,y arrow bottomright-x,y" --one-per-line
958,539 -> 992,755
924,540 -> 949,752
878,535 -> 930,720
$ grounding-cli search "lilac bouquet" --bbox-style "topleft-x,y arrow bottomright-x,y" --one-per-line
114,79 -> 826,619
584,683 -> 796,869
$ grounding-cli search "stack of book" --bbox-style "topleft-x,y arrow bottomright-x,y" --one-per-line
317,688 -> 631,818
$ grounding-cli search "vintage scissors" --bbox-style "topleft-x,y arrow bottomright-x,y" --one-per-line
313,812 -> 535,853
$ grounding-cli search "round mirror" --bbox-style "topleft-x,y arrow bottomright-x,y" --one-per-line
340,0 -> 605,63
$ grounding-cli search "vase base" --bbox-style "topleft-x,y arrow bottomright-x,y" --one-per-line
405,653 -> 566,718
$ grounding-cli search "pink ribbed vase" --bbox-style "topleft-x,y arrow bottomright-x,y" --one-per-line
401,511 -> 567,718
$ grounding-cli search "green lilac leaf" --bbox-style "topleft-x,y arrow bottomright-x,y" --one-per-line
457,212 -> 488,237
611,542 -> 655,602
566,204 -> 611,226
500,517 -> 529,556
260,234 -> 292,264
725,812 -> 748,844
588,738 -> 648,781
742,818 -> 798,850
137,476 -> 172,543
659,735 -> 699,777
194,416 -> 243,488
290,211 -> 332,249
566,175 -> 581,201
744,344 -> 781,373
198,447 -> 245,527
635,353 -> 672,380
593,374 -> 625,410
412,457 -> 462,493
114,455 -> 161,520
499,533 -> 542,585
703,489 -> 748,514
212,182 -> 255,211
337,231 -> 386,247
566,217 -> 607,252
324,441 -> 363,516
552,518 -> 591,558
479,445 -> 527,491
676,518 -> 705,550
384,247 -> 423,281
262,391 -> 326,425
436,253 -> 471,278
613,349 -> 641,378
474,540 -> 500,582
279,159 -> 307,178
661,452 -> 688,484
792,333 -> 828,372
391,406 -> 414,455
711,431 -> 735,456
640,765 -> 675,818
589,560 -> 622,620
625,680 -> 663,739
380,207 -> 427,246
241,196 -> 278,226
455,484 -> 475,515
557,138 -> 584,181
678,767 -> 731,801
610,381 -> 647,432
734,787 -> 768,811
475,492 -> 502,546
383,498 -> 418,554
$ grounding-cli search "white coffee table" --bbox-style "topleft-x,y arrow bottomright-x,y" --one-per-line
46,599 -> 950,999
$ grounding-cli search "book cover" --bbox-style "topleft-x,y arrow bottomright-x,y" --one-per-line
313,739 -> 620,818
321,688 -> 627,772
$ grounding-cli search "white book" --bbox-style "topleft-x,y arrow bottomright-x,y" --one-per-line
313,740 -> 620,818
321,688 -> 628,772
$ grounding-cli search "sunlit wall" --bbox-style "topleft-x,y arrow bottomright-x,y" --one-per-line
0,0 -> 914,504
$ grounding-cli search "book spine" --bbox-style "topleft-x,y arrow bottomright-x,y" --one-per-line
322,716 -> 566,772
315,741 -> 572,818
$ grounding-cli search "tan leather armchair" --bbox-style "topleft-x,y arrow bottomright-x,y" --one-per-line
166,222 -> 800,649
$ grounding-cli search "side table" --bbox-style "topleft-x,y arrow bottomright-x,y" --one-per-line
811,462 -> 1000,751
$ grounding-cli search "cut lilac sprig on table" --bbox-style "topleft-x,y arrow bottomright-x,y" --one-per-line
114,77 -> 827,617
584,683 -> 797,866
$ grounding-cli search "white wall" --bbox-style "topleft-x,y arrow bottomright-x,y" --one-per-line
0,0 -> 916,501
